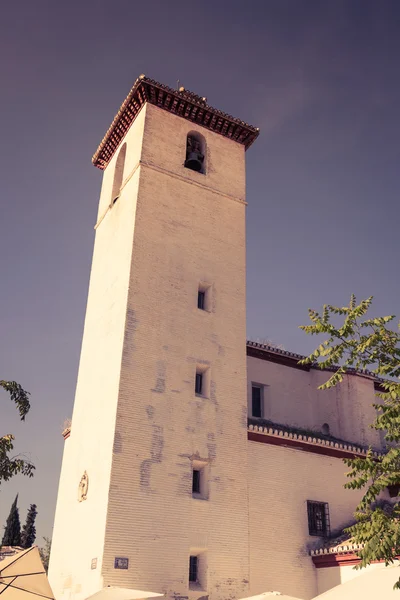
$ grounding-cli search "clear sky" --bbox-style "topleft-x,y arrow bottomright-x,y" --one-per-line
1,0 -> 400,544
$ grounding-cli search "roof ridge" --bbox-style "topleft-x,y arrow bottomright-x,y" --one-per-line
246,339 -> 387,384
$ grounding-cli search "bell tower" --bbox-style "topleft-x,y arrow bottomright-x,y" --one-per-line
49,75 -> 259,600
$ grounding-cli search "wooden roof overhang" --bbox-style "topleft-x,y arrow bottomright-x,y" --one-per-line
92,75 -> 260,170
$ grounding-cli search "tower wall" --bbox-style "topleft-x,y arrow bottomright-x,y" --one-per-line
101,104 -> 249,600
48,107 -> 147,600
49,102 -> 250,600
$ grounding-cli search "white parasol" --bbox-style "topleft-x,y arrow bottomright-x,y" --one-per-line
0,546 -> 55,599
311,563 -> 400,599
239,592 -> 304,600
85,587 -> 164,600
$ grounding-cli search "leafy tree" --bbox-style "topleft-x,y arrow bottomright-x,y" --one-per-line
39,536 -> 51,573
2,494 -> 21,546
300,295 -> 400,587
21,503 -> 38,548
1,380 -> 35,485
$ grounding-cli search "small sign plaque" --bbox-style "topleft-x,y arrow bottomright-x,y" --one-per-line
91,558 -> 97,570
114,557 -> 129,570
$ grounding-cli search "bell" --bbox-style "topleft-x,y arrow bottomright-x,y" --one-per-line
185,151 -> 204,172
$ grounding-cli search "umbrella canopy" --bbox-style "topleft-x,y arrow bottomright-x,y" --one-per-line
86,587 -> 164,600
312,563 -> 400,599
240,592 -> 304,600
0,546 -> 54,599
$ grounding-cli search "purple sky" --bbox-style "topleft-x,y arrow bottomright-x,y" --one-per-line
1,0 -> 400,543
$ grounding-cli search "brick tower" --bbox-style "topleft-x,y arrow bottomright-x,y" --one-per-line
48,75 -> 259,600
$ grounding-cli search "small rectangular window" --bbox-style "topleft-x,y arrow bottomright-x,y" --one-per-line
195,373 -> 203,395
307,501 -> 330,537
197,283 -> 211,311
192,469 -> 201,494
189,556 -> 198,583
198,290 -> 206,310
191,462 -> 208,499
252,385 -> 263,418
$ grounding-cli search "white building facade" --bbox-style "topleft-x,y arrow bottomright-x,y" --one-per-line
48,76 -> 391,600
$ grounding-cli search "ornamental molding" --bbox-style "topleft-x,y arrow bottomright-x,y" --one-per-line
248,423 -> 381,459
310,542 -> 364,557
78,471 -> 89,502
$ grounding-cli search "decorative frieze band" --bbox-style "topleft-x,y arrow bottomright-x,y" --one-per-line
248,423 -> 381,459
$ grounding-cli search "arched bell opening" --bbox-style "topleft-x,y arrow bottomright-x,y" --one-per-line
110,142 -> 127,205
184,132 -> 206,174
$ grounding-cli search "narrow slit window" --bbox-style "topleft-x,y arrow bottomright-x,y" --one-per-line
198,290 -> 205,310
252,385 -> 263,418
111,143 -> 127,205
195,373 -> 203,395
189,556 -> 198,583
192,469 -> 201,494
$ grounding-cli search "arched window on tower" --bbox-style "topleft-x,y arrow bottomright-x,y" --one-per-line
111,143 -> 127,205
184,132 -> 205,174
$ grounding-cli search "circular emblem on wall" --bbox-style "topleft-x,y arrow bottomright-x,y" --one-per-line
78,471 -> 89,502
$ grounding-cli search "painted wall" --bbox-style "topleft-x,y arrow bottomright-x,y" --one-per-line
247,354 -> 383,450
316,560 -> 393,596
247,440 -> 366,600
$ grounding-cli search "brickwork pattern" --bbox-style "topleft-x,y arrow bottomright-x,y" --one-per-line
102,104 -> 249,600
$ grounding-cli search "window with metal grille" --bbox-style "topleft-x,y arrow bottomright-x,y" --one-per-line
307,501 -> 330,537
195,372 -> 203,395
198,290 -> 205,310
252,385 -> 263,418
192,469 -> 201,494
189,556 -> 198,583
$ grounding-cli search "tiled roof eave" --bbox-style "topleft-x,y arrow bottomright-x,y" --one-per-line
92,75 -> 260,170
246,340 -> 387,388
310,542 -> 364,557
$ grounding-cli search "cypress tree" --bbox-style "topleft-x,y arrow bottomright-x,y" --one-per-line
21,503 -> 37,548
2,494 -> 21,546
